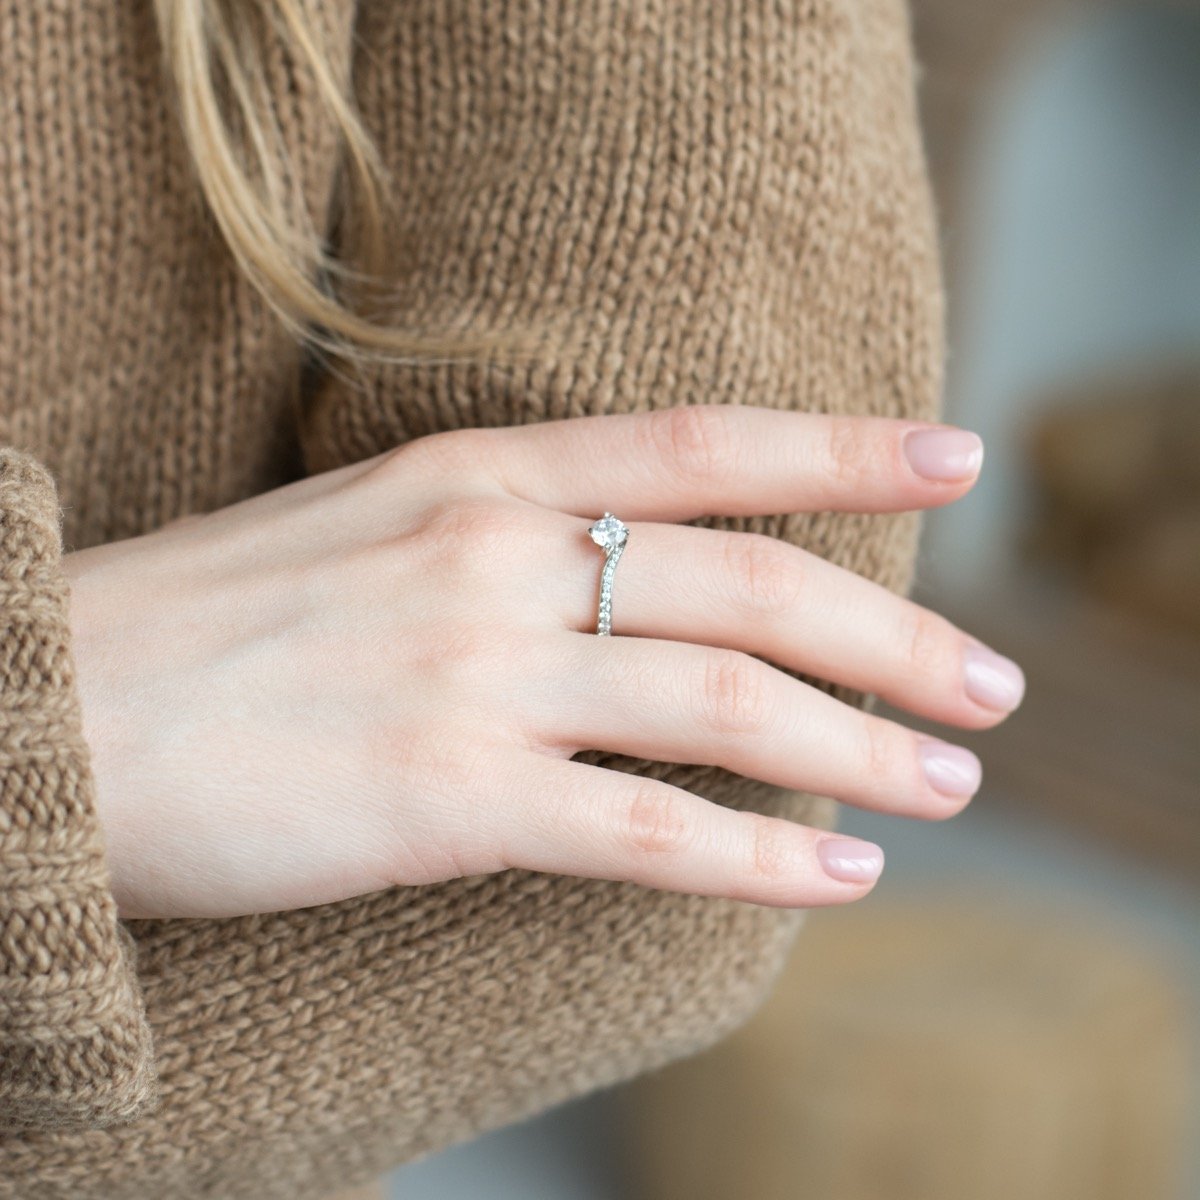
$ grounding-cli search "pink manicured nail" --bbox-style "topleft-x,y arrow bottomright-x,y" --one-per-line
918,738 -> 982,798
902,428 -> 984,481
963,643 -> 1026,711
817,837 -> 885,884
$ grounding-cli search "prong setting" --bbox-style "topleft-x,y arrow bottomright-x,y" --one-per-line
588,512 -> 628,551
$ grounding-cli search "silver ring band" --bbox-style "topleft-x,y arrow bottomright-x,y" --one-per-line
587,513 -> 629,636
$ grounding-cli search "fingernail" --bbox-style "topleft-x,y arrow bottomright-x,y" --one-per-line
964,643 -> 1026,711
817,837 -> 885,884
902,428 -> 984,482
918,738 -> 982,798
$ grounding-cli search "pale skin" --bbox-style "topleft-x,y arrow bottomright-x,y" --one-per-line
61,404 -> 1024,920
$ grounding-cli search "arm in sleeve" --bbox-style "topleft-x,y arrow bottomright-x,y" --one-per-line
0,448 -> 157,1132
302,0 -> 944,1114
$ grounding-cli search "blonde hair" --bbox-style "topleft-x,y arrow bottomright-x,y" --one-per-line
154,0 -> 545,368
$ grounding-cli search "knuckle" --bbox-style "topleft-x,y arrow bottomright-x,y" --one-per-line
699,651 -> 770,736
406,495 -> 521,577
377,739 -> 506,883
722,533 -> 801,618
619,785 -> 691,858
896,604 -> 957,677
365,436 -> 437,483
824,415 -> 870,488
645,404 -> 736,486
859,714 -> 900,786
749,814 -> 791,881
389,428 -> 494,478
408,620 -> 496,682
368,439 -> 419,479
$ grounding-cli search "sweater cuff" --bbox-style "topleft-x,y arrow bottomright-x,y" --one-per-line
0,448 -> 157,1132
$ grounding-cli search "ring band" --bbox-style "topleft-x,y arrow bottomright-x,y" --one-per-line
587,513 -> 629,636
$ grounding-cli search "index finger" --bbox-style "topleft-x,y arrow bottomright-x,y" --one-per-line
441,404 -> 983,519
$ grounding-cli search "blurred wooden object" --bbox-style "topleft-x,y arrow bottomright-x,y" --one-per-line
325,1182 -> 384,1200
1023,367 -> 1200,638
622,900 -> 1190,1200
908,573 -> 1200,881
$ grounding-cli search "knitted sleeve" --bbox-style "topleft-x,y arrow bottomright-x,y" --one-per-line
301,0 -> 942,1136
0,448 -> 157,1132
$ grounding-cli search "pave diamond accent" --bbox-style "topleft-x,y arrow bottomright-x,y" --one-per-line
587,513 -> 628,636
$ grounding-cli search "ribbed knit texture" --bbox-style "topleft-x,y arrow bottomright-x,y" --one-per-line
0,452 -> 157,1133
0,0 -> 942,1196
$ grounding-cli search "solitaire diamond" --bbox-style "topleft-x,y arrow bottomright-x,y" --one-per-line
588,513 -> 628,551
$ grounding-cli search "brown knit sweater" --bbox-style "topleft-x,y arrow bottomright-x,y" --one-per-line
0,1 -> 942,1195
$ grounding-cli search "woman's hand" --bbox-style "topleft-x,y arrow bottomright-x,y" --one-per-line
62,405 -> 1023,919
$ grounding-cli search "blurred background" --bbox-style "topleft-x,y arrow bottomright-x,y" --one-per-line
380,2 -> 1200,1196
